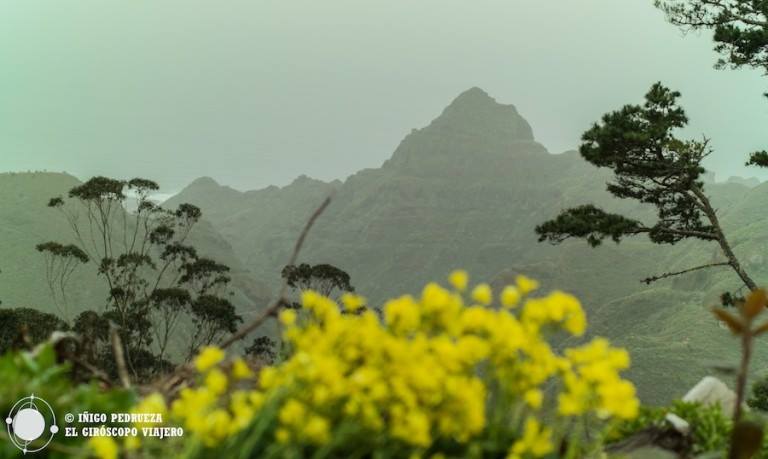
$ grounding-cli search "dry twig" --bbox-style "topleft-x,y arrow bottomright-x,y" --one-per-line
110,323 -> 132,389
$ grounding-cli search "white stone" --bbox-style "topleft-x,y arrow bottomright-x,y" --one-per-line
682,376 -> 738,415
664,413 -> 690,435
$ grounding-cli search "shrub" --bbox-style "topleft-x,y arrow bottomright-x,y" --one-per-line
605,400 -> 731,455
0,308 -> 68,353
749,374 -> 768,412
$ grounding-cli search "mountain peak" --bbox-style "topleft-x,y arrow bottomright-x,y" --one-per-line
384,88 -> 543,174
449,86 -> 495,105
188,176 -> 220,188
429,87 -> 535,142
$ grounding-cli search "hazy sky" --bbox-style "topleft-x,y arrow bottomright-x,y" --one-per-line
2,1 -> 767,192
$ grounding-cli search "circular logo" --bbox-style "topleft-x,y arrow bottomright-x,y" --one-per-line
5,394 -> 58,454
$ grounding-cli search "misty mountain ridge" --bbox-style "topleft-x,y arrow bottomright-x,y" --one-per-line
163,87 -> 768,404
3,88 -> 768,404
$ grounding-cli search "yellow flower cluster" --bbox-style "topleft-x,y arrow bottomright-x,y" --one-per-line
256,271 -> 637,455
123,271 -> 638,458
509,418 -> 554,459
559,338 -> 638,420
169,352 -> 258,446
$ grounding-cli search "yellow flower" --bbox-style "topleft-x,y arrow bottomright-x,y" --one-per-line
501,285 -> 521,308
89,435 -> 118,459
448,270 -> 469,291
156,272 -> 638,455
230,392 -> 256,432
132,392 -> 167,428
471,283 -> 493,305
231,357 -> 254,380
341,292 -> 367,312
280,309 -> 297,326
258,366 -> 278,389
276,427 -> 291,443
384,295 -> 421,334
392,408 -> 431,447
204,409 -> 232,445
516,275 -> 539,295
194,346 -> 225,373
564,309 -> 587,336
303,415 -> 330,444
524,389 -> 543,409
205,368 -> 229,395
509,417 -> 553,458
249,391 -> 265,410
279,399 -> 306,426
598,379 -> 639,419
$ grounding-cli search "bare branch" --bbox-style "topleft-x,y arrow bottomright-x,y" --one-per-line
642,261 -> 730,284
219,195 -> 332,349
110,323 -> 132,389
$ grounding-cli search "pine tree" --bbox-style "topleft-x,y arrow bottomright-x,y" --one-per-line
537,0 -> 768,290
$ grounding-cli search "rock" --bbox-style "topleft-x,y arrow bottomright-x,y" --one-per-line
682,376 -> 738,415
606,427 -> 691,457
664,413 -> 690,435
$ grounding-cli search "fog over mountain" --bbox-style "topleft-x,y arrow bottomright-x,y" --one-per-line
2,1 -> 767,190
161,88 -> 768,404
4,81 -> 768,404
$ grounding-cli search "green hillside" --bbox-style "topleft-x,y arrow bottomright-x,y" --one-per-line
0,172 -> 103,316
0,172 -> 271,328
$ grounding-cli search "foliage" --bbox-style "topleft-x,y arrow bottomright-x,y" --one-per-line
656,0 -> 768,75
608,289 -> 768,458
35,242 -> 89,322
536,0 -> 768,291
534,205 -> 645,248
187,294 -> 241,359
712,288 -> 768,425
657,0 -> 768,174
749,374 -> 768,412
0,308 -> 68,354
536,83 -> 713,246
245,335 -> 277,364
536,81 -> 757,291
606,400 -> 732,455
115,273 -> 638,458
41,176 -> 242,380
281,263 -> 354,298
